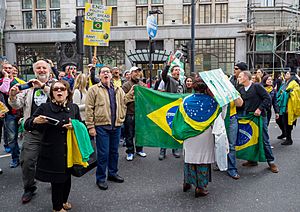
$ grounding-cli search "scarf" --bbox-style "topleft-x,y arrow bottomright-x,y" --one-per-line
265,86 -> 273,94
51,99 -> 68,107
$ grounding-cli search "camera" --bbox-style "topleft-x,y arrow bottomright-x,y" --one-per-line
18,82 -> 33,91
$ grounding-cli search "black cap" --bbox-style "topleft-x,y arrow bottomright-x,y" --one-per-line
235,62 -> 248,71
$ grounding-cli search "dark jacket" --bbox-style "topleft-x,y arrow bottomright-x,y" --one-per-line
122,79 -> 143,115
25,102 -> 81,183
162,65 -> 185,94
267,88 -> 280,114
237,83 -> 271,117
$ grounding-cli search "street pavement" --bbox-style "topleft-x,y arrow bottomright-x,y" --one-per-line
0,119 -> 300,212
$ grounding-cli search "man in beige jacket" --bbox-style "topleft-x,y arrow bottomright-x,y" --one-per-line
86,66 -> 134,190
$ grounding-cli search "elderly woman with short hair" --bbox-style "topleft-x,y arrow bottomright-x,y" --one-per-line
25,80 -> 81,212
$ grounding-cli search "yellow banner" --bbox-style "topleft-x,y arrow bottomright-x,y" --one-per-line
84,3 -> 112,47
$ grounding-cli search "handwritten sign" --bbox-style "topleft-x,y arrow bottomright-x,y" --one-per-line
84,3 -> 112,46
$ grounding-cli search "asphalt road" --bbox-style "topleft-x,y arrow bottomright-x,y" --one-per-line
0,119 -> 300,212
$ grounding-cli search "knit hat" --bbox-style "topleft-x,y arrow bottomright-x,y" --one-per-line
235,62 -> 248,71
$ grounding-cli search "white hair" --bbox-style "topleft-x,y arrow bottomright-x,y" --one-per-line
33,60 -> 51,72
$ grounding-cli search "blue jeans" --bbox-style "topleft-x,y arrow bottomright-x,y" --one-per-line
262,116 -> 275,163
4,114 -> 19,161
95,126 -> 121,183
227,115 -> 238,176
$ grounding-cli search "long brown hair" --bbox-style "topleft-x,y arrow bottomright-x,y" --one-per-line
50,80 -> 73,103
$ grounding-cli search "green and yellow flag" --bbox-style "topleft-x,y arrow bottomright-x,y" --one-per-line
135,86 -> 187,149
172,94 -> 221,140
236,114 -> 266,162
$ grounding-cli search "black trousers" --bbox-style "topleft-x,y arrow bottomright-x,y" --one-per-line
276,113 -> 294,140
51,176 -> 71,211
124,114 -> 142,154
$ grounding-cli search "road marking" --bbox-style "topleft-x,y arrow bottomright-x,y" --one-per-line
0,154 -> 11,158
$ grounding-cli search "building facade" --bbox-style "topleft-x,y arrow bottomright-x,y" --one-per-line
3,0 -> 248,78
245,0 -> 300,72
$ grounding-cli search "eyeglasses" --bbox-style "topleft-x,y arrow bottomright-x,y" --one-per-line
100,70 -> 111,74
53,87 -> 67,92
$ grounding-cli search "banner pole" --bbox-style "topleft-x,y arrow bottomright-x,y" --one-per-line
93,46 -> 97,58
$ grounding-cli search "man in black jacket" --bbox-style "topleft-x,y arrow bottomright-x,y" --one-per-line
237,71 -> 279,173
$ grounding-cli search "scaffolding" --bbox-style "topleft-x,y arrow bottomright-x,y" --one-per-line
245,0 -> 300,72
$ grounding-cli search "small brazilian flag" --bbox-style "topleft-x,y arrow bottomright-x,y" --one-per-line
135,86 -> 187,149
93,22 -> 102,30
172,93 -> 221,140
236,114 -> 266,162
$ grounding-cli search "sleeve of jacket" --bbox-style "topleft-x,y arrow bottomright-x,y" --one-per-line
24,103 -> 46,132
0,77 -> 11,93
73,89 -> 85,112
85,86 -> 96,129
122,81 -> 130,94
8,90 -> 27,110
256,84 -> 271,111
52,67 -> 59,79
90,67 -> 100,85
162,65 -> 171,83
73,103 -> 82,121
272,90 -> 280,113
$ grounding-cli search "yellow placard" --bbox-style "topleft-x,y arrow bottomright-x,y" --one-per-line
84,3 -> 112,47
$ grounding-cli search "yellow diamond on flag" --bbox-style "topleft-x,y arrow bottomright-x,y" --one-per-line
147,98 -> 183,144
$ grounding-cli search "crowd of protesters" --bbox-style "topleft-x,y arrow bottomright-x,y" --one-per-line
0,55 -> 299,211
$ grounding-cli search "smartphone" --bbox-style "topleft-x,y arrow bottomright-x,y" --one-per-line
45,116 -> 60,125
18,82 -> 33,91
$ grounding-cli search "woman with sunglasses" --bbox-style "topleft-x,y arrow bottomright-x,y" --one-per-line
25,80 -> 81,212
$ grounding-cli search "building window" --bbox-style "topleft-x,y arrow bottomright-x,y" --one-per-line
16,43 -> 57,80
50,10 -> 61,28
36,0 -> 47,9
215,3 -> 227,23
22,0 -> 32,9
23,11 -> 33,29
50,0 -> 60,7
92,0 -> 103,4
136,0 -> 164,26
199,4 -> 211,23
107,0 -> 117,5
77,0 -> 87,7
175,39 -> 235,74
261,0 -> 274,7
50,0 -> 61,28
22,0 -> 61,29
151,0 -> 163,3
111,7 -> 118,26
151,6 -> 163,25
22,0 -> 32,29
94,41 -> 125,67
183,4 -> 191,24
36,10 -> 47,28
137,0 -> 148,4
137,6 -> 148,26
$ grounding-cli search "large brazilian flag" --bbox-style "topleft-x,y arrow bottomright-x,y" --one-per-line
172,94 -> 221,140
135,86 -> 187,149
236,114 -> 266,162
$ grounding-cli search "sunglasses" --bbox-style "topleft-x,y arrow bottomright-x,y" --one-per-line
234,67 -> 239,70
100,70 -> 111,74
53,87 -> 67,92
